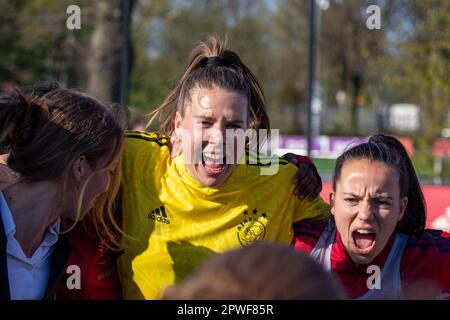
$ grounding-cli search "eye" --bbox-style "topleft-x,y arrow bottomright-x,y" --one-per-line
373,199 -> 391,207
344,198 -> 358,204
227,124 -> 242,129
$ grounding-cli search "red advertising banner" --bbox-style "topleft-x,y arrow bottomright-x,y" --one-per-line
433,138 -> 450,157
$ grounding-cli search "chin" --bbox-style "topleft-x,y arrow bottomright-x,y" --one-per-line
78,202 -> 96,220
349,252 -> 377,265
348,242 -> 380,265
200,175 -> 228,187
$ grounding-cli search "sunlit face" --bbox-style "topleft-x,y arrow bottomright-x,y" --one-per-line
175,86 -> 248,187
79,157 -> 117,218
67,151 -> 118,221
331,159 -> 408,265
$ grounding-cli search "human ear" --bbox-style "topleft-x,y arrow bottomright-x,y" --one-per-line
398,197 -> 408,221
174,111 -> 182,130
330,191 -> 336,216
71,155 -> 87,183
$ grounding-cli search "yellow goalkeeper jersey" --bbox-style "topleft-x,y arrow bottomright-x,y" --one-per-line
118,131 -> 329,299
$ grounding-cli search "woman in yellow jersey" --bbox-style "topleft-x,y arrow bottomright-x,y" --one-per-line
118,36 -> 329,299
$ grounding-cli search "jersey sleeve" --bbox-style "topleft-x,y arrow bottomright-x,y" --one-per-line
401,229 -> 450,299
121,131 -> 169,185
293,195 -> 330,224
291,219 -> 328,254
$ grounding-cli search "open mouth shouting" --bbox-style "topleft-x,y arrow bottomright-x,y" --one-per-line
201,152 -> 228,175
351,227 -> 377,255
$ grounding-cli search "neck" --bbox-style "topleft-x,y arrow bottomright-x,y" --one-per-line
3,180 -> 62,258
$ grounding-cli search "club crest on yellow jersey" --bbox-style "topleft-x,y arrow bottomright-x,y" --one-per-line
237,208 -> 267,246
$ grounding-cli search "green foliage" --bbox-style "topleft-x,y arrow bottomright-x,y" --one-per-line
0,0 -> 91,86
1,1 -> 449,181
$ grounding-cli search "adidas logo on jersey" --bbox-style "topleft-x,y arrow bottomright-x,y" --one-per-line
148,205 -> 171,224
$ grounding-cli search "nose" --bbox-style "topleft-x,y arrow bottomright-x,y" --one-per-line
357,200 -> 375,222
206,124 -> 226,146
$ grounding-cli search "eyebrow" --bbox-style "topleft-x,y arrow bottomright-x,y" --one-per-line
342,192 -> 392,199
227,120 -> 246,124
194,115 -> 214,120
194,116 -> 245,124
342,192 -> 360,198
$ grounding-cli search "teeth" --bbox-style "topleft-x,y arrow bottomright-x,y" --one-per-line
203,163 -> 224,173
203,152 -> 225,161
357,229 -> 373,234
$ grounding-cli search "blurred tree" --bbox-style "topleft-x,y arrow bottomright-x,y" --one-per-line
318,0 -> 398,135
0,0 -> 134,107
383,0 -> 450,142
1,0 -> 448,144
0,0 -> 90,87
86,0 -> 135,104
129,0 -> 274,130
271,0 -> 309,134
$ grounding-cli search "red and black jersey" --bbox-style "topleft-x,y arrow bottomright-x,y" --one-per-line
292,219 -> 450,299
55,223 -> 122,300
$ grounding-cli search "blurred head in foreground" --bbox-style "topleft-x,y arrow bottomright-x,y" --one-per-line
163,242 -> 344,300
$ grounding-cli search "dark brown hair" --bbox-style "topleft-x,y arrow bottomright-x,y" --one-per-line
163,243 -> 343,300
333,134 -> 426,235
0,83 -> 124,249
148,35 -> 270,134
